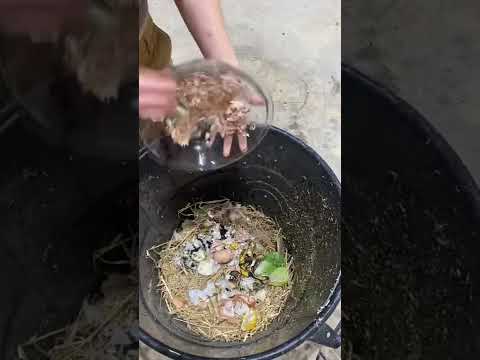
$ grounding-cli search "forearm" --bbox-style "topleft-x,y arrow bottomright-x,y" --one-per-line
174,0 -> 238,66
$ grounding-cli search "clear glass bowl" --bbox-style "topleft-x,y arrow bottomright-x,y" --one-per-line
140,59 -> 272,172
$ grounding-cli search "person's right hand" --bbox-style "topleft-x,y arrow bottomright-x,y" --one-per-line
139,67 -> 177,121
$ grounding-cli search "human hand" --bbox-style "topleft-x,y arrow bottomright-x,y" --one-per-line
221,95 -> 264,157
0,0 -> 87,36
220,69 -> 265,158
139,67 -> 177,121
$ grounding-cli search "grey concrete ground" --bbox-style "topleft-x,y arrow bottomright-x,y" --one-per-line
149,0 -> 341,178
343,0 -> 480,186
142,0 -> 341,359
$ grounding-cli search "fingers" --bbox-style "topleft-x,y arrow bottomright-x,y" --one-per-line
139,93 -> 176,107
222,133 -> 248,157
139,68 -> 176,91
238,133 -> 248,153
139,68 -> 177,120
207,128 -> 219,148
249,94 -> 265,106
139,99 -> 176,120
223,135 -> 233,158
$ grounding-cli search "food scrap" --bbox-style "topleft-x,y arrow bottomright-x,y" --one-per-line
147,200 -> 293,342
166,72 -> 256,148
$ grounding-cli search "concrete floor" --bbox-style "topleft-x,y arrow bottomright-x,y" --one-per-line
343,0 -> 480,187
149,0 -> 341,178
142,0 -> 341,359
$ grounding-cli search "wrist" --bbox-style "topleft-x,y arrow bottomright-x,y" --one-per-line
206,53 -> 239,68
202,41 -> 239,68
224,56 -> 239,68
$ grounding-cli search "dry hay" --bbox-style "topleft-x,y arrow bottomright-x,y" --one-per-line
18,234 -> 138,360
147,200 -> 293,342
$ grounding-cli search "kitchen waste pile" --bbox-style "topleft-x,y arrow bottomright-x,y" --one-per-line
18,235 -> 138,360
147,200 -> 293,342
165,72 -> 256,149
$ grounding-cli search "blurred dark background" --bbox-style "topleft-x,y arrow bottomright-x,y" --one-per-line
0,2 -> 139,358
343,0 -> 479,187
342,1 -> 480,359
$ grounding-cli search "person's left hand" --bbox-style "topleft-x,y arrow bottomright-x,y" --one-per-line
139,67 -> 177,121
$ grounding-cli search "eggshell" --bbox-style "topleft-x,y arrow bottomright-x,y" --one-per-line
213,249 -> 234,264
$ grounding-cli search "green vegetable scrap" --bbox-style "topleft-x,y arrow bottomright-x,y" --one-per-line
263,252 -> 286,267
254,251 -> 289,286
269,267 -> 289,286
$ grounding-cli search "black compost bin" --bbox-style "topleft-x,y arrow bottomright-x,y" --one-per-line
139,127 -> 342,359
342,65 -> 480,358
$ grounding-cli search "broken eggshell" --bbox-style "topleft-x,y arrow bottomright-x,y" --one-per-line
233,301 -> 250,316
211,241 -> 226,253
219,289 -> 241,301
233,294 -> 256,307
219,294 -> 253,321
216,279 -> 236,291
219,300 -> 237,321
188,282 -> 216,306
213,249 -> 234,264
191,249 -> 207,262
239,277 -> 256,291
197,258 -> 220,276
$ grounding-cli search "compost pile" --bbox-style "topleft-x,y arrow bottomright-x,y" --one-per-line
18,235 -> 138,360
166,72 -> 255,148
148,200 -> 293,342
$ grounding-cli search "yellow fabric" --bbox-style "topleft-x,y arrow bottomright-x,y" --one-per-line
139,16 -> 171,69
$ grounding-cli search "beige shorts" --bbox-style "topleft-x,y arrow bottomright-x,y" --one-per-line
140,16 -> 171,69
